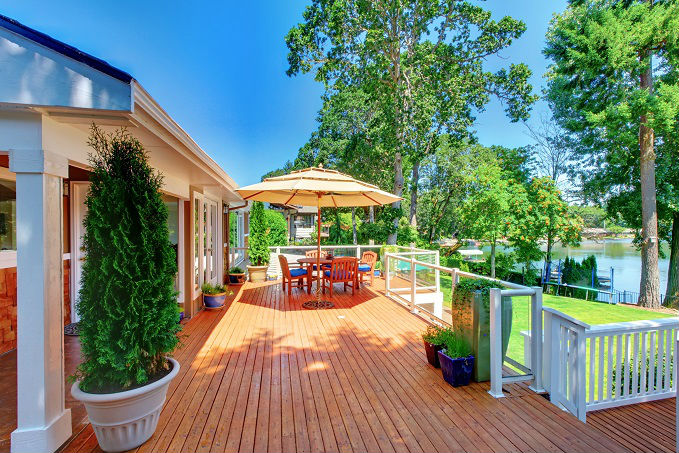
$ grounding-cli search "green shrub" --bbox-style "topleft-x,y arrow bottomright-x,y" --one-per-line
73,126 -> 180,393
455,277 -> 503,297
229,266 -> 244,274
248,201 -> 270,266
201,283 -> 231,295
422,325 -> 452,345
263,209 -> 288,246
441,330 -> 472,358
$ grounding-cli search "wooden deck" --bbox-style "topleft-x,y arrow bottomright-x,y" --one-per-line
53,280 -> 667,453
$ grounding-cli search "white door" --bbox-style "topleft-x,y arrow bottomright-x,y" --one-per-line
203,198 -> 219,286
70,182 -> 90,323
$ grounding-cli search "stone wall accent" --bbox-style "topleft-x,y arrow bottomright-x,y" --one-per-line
0,259 -> 71,355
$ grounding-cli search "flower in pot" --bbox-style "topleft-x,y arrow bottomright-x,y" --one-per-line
201,283 -> 232,309
421,325 -> 449,368
246,201 -> 270,282
227,266 -> 246,285
437,330 -> 475,387
70,126 -> 182,452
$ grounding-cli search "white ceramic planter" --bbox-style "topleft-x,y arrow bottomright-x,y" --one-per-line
247,265 -> 268,283
71,358 -> 180,452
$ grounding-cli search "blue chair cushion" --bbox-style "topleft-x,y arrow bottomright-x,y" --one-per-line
322,263 -> 331,269
358,264 -> 371,272
324,270 -> 350,279
290,268 -> 307,277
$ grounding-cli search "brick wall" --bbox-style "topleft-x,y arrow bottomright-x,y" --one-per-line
0,259 -> 71,355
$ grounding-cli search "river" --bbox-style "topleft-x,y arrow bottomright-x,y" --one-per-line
479,239 -> 670,294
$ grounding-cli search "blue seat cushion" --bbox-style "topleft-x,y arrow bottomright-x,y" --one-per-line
290,268 -> 307,277
358,264 -> 371,272
324,270 -> 351,279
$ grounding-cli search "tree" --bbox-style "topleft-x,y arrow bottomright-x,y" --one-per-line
263,209 -> 288,247
524,113 -> 575,194
248,201 -> 270,266
74,126 -> 179,391
286,0 -> 536,243
457,162 -> 513,278
544,0 -> 679,307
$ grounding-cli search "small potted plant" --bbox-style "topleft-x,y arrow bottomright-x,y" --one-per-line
246,201 -> 270,282
201,282 -> 232,309
228,266 -> 246,285
71,126 -> 181,452
437,331 -> 475,387
421,325 -> 447,368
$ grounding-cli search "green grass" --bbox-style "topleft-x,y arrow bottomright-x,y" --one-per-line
439,274 -> 675,368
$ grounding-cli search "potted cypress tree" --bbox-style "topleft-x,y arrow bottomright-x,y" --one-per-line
247,201 -> 270,282
70,126 -> 181,452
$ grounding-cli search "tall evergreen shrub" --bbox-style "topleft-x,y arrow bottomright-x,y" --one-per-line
248,201 -> 270,266
74,126 -> 180,392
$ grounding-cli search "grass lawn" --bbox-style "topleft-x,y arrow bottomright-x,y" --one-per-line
439,274 -> 676,368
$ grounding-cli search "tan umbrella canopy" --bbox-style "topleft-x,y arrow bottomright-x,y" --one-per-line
236,166 -> 401,308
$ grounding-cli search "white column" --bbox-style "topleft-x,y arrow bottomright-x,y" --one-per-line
10,149 -> 71,453
529,287 -> 545,393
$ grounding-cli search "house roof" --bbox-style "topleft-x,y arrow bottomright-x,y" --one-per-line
0,13 -> 132,83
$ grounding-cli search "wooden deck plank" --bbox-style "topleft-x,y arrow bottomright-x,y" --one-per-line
57,279 -> 662,453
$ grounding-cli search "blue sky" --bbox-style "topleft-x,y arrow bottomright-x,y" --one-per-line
2,0 -> 566,186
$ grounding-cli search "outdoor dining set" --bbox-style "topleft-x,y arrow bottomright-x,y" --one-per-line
278,250 -> 378,296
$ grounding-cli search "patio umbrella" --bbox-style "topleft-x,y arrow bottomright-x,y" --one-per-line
237,166 -> 401,309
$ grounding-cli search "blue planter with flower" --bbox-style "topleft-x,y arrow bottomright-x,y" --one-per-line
438,350 -> 475,387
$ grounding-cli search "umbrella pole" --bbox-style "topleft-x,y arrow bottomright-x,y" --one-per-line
302,192 -> 334,309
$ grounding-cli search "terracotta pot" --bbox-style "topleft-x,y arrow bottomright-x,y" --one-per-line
71,358 -> 180,452
247,265 -> 268,283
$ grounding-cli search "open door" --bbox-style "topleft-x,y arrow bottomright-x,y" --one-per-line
70,182 -> 90,323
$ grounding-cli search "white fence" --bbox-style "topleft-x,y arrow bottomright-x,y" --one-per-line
383,252 -> 544,398
542,307 -> 678,422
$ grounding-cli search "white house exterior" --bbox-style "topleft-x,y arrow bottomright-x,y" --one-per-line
0,14 -> 244,453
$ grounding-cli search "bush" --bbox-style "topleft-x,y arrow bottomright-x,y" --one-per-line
422,325 -> 452,346
263,209 -> 288,246
201,283 -> 231,295
229,266 -> 244,274
248,201 -> 270,266
441,330 -> 472,358
73,126 -> 180,392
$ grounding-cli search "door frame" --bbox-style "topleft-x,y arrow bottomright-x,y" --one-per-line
69,181 -> 90,323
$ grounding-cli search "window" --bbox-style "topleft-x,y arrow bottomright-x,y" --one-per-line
194,198 -> 200,289
163,196 -> 179,293
295,214 -> 315,229
0,179 -> 16,251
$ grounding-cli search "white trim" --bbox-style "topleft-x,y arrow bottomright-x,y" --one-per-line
0,250 -> 17,269
177,201 -> 185,305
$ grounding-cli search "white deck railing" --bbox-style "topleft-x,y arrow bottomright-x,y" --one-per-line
383,252 -> 544,397
543,308 -> 678,422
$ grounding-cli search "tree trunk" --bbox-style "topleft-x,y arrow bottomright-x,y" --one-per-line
546,228 -> 553,266
665,212 -> 679,308
638,49 -> 660,308
351,207 -> 357,245
388,151 -> 404,245
490,240 -> 496,279
409,160 -> 419,228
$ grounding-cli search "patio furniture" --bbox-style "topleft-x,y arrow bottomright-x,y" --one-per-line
321,257 -> 358,297
297,257 -> 332,278
357,251 -> 378,286
279,255 -> 311,295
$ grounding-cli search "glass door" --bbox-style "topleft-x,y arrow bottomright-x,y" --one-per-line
202,197 -> 219,286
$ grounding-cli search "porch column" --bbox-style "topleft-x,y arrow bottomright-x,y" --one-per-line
10,149 -> 71,453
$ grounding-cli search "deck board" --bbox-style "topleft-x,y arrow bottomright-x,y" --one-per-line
58,279 -> 645,453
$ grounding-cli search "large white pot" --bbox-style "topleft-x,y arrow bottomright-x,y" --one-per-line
71,357 -> 180,452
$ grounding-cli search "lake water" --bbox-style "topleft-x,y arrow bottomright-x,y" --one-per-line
479,239 -> 670,294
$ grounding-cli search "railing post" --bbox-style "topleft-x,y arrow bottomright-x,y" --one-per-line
549,314 -> 561,408
385,254 -> 391,296
435,251 -> 440,295
530,287 -> 544,392
676,338 -> 678,453
575,325 -> 587,422
356,245 -> 361,259
410,256 -> 417,313
543,310 -> 552,393
489,288 -> 504,398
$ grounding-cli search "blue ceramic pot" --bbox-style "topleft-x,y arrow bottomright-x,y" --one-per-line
437,350 -> 474,387
203,292 -> 227,309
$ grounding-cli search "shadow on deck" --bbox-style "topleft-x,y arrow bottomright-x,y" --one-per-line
3,278 -> 671,452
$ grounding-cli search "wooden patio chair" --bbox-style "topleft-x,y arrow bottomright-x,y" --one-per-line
357,251 -> 378,286
278,255 -> 311,296
321,257 -> 358,297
